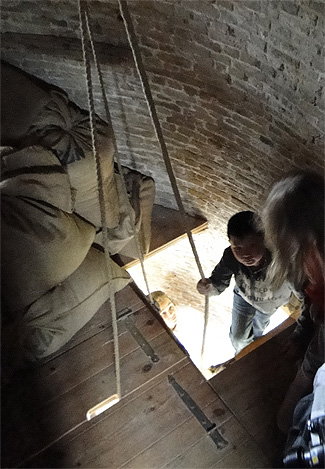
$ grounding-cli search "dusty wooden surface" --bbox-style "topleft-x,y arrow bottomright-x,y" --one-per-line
116,204 -> 208,268
2,284 -> 297,468
149,205 -> 207,253
210,322 -> 298,466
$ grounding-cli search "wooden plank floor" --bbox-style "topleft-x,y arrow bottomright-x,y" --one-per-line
210,322 -> 298,467
2,283 -> 297,468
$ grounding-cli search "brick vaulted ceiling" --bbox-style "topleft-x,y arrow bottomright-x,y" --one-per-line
1,0 -> 324,233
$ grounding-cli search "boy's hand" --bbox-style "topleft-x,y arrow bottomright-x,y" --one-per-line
197,278 -> 212,295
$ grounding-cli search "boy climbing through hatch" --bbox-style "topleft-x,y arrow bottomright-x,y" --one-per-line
197,211 -> 298,356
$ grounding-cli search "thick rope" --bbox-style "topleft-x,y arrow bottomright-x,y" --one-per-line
118,0 -> 209,366
83,4 -> 152,303
78,0 -> 121,399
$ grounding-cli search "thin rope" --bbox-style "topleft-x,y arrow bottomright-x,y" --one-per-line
118,0 -> 209,366
83,4 -> 153,303
78,0 -> 121,399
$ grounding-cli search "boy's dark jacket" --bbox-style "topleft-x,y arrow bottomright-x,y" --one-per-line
209,247 -> 295,315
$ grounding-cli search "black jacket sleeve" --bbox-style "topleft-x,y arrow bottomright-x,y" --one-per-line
209,247 -> 235,295
291,297 -> 317,352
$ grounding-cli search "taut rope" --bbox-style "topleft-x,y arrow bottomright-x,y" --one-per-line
82,1 -> 153,304
118,0 -> 210,365
78,0 -> 122,403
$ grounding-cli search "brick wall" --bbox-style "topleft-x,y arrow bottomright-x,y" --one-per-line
1,0 -> 324,307
127,230 -> 234,314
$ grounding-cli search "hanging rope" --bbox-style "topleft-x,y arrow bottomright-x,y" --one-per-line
118,0 -> 210,366
82,3 -> 153,304
78,0 -> 122,402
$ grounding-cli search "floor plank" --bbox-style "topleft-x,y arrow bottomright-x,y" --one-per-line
162,416 -> 271,468
3,304 -> 165,412
22,359 -> 189,469
2,310 -> 186,467
119,402 -> 224,469
25,362 -> 240,469
210,323 -> 298,465
2,282 -> 297,469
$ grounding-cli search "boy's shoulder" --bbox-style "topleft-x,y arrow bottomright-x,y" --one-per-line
222,246 -> 234,260
222,246 -> 240,268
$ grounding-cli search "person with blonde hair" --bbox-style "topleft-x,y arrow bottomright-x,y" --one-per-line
151,291 -> 177,331
261,170 -> 324,434
262,171 -> 324,303
150,290 -> 233,372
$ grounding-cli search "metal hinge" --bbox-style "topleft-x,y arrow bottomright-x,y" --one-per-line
168,375 -> 228,449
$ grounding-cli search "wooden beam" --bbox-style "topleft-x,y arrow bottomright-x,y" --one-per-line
1,32 -> 133,65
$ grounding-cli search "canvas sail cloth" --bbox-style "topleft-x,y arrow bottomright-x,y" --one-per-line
1,61 -> 155,257
0,63 -> 156,363
1,145 -> 131,362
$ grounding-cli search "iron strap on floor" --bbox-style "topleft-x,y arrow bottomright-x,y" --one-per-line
168,375 -> 228,449
123,314 -> 160,363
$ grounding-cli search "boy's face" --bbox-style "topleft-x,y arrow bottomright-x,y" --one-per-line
229,233 -> 266,267
158,297 -> 177,330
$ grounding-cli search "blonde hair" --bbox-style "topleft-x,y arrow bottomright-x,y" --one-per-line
150,291 -> 172,311
261,171 -> 324,290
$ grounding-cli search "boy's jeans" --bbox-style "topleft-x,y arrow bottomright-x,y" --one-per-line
230,287 -> 272,355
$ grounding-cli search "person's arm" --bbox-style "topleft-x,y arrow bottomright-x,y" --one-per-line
197,248 -> 234,296
277,367 -> 314,434
282,296 -> 316,360
292,296 -> 315,344
210,247 -> 234,292
277,324 -> 324,433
